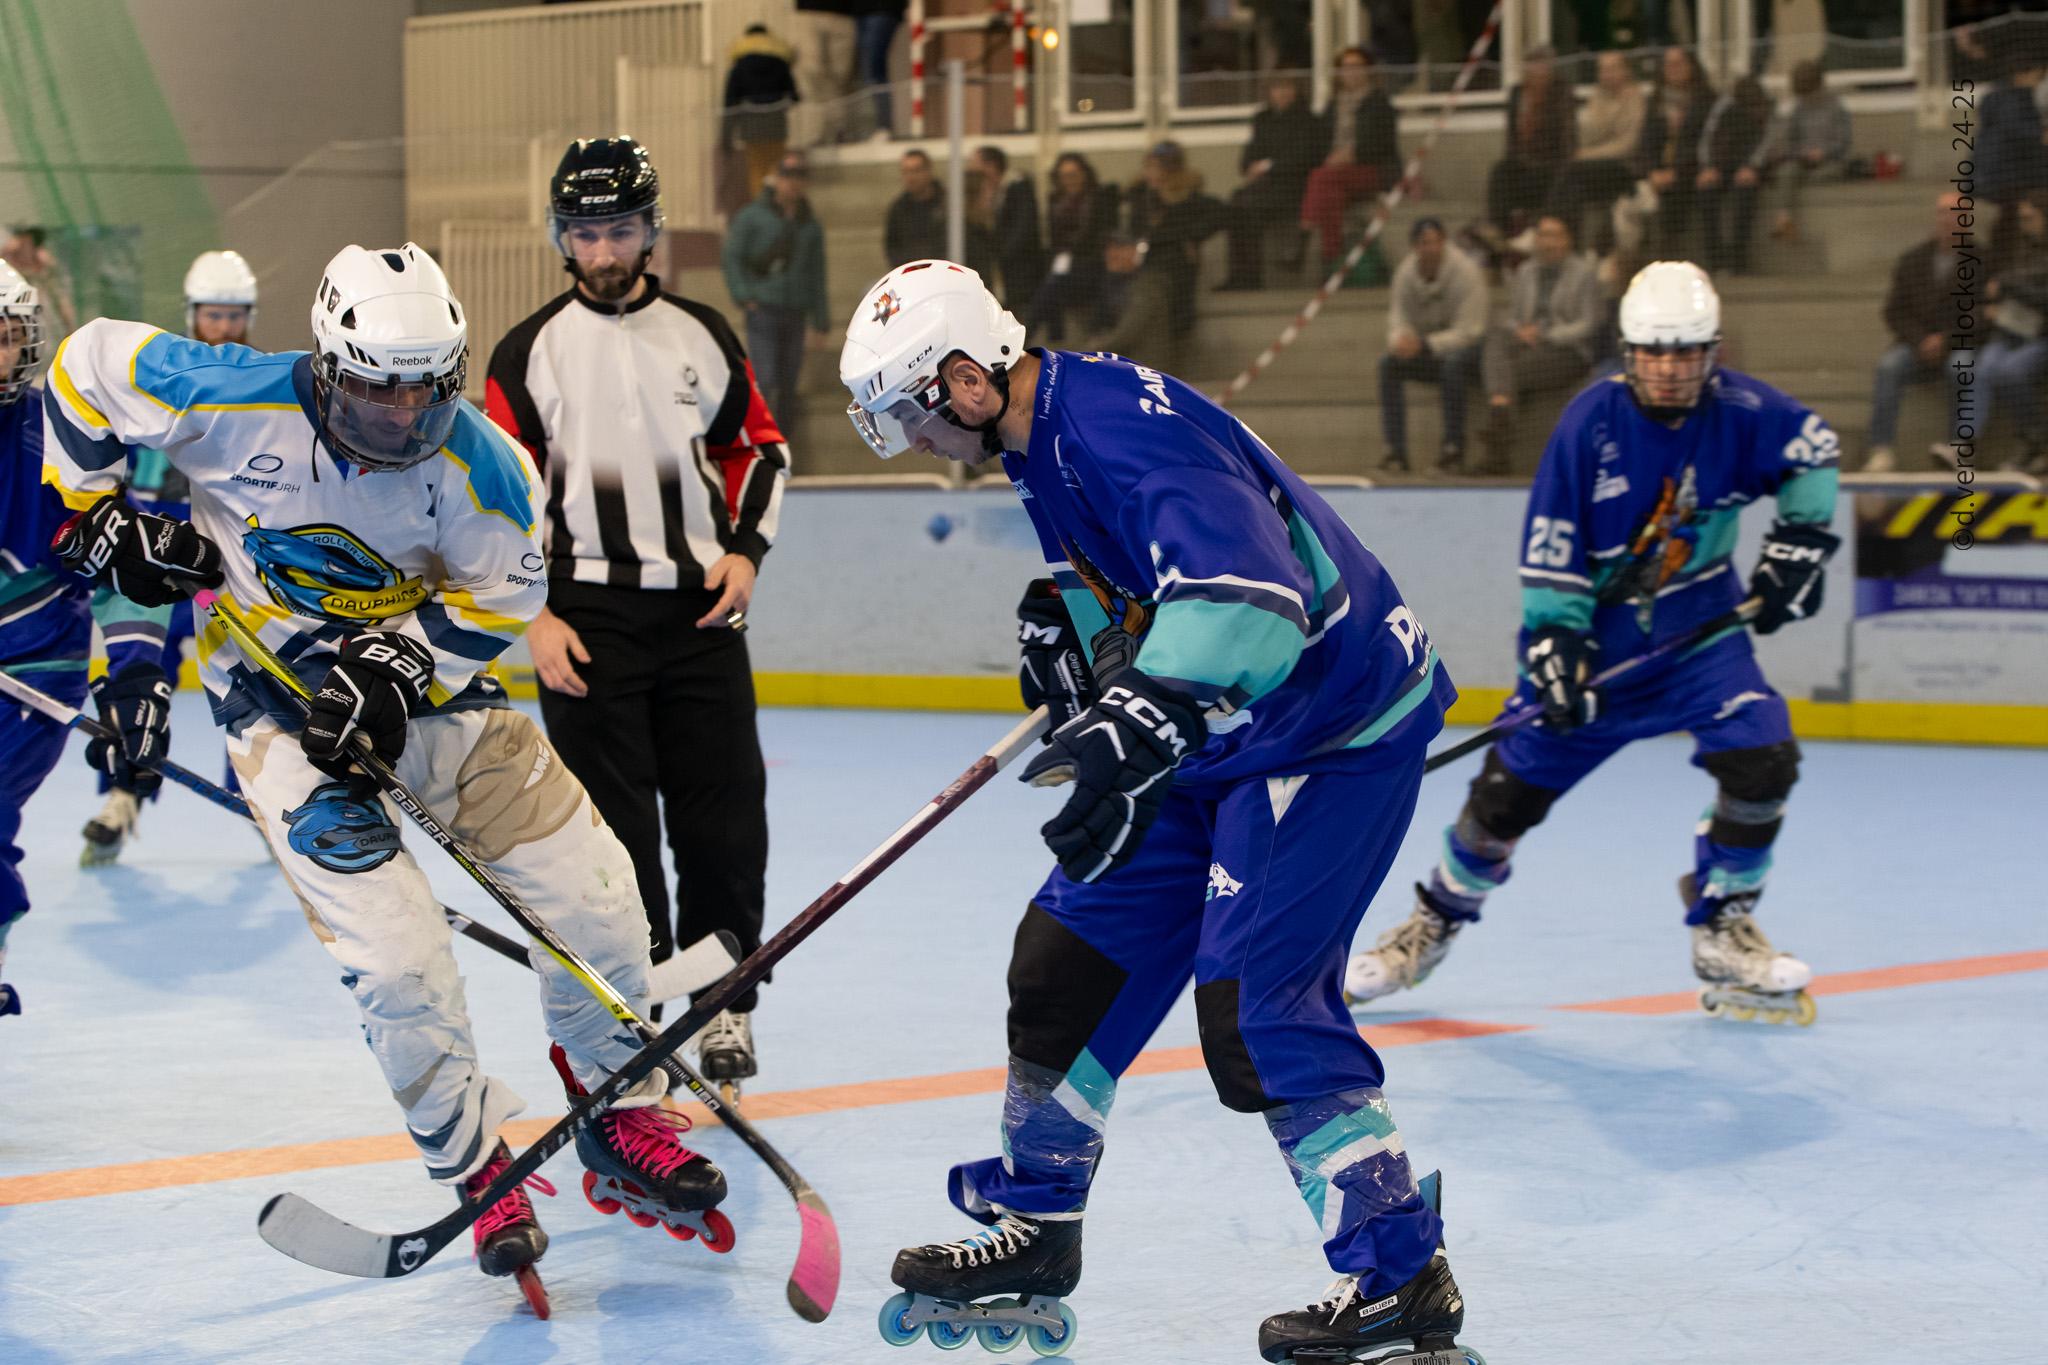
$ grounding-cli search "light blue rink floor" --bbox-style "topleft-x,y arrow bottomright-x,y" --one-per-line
2,697 -> 2045,1365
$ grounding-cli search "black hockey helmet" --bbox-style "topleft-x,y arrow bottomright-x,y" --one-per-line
549,136 -> 662,225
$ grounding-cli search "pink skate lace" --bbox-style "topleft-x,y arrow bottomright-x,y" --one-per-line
463,1147 -> 557,1249
602,1104 -> 703,1179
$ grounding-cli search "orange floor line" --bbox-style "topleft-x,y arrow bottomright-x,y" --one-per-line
1556,948 -> 2048,1016
0,1018 -> 1524,1209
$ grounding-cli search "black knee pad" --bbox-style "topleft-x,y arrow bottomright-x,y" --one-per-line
1006,902 -> 1129,1073
1699,742 -> 1801,848
1194,979 -> 1271,1114
1465,749 -> 1562,842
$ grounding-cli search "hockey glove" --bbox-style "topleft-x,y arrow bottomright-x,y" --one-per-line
1748,521 -> 1842,635
1018,669 -> 1205,884
84,662 -> 173,800
1017,578 -> 1099,729
301,632 -> 436,779
1524,627 -> 1599,733
52,497 -> 224,608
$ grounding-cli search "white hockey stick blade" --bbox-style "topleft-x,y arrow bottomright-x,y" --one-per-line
645,929 -> 742,1003
258,1193 -> 437,1278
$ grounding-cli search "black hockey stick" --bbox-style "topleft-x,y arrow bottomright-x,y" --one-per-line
254,698 -> 1048,1315
1422,599 -> 1762,774
195,589 -> 849,1319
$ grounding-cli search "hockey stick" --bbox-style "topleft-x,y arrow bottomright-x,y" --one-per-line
195,589 -> 845,1319
0,668 -> 745,996
1422,599 -> 1762,775
255,696 -> 1049,1311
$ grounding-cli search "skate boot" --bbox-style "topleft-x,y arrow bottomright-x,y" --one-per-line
1683,876 -> 1816,1026
1257,1251 -> 1483,1364
1345,886 -> 1465,1004
459,1139 -> 554,1319
79,788 -> 140,868
0,937 -> 18,1018
695,1009 -> 756,1109
549,1043 -> 735,1251
879,1213 -> 1082,1355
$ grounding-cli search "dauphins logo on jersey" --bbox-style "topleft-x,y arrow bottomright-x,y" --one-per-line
241,514 -> 428,622
284,781 -> 401,874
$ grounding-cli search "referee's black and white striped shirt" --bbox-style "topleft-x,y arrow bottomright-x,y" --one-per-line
485,280 -> 789,590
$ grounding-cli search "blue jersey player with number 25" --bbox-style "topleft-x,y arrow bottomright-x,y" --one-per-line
840,259 -> 1483,1365
1347,262 -> 1842,1029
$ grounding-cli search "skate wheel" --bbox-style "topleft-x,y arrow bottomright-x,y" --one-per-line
1461,1348 -> 1489,1365
878,1293 -> 923,1347
1024,1302 -> 1077,1357
663,1218 -> 697,1243
581,1170 -> 621,1216
928,1318 -> 975,1350
979,1322 -> 1024,1353
1790,992 -> 1817,1026
698,1208 -> 737,1254
514,1264 -> 551,1320
625,1208 -> 658,1228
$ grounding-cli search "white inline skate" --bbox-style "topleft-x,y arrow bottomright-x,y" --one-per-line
1345,886 -> 1465,1005
1683,876 -> 1816,1026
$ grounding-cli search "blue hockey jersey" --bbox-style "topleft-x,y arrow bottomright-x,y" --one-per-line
1,387 -> 165,679
1001,349 -> 1457,787
1519,368 -> 1839,675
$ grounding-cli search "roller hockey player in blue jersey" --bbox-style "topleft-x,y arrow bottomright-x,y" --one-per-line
0,262 -> 173,1017
841,260 -> 1485,1365
79,249 -> 259,868
1346,262 -> 1838,1027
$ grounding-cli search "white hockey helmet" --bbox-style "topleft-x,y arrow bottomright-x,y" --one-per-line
0,260 -> 41,406
183,249 -> 258,335
308,242 -> 468,472
1618,260 -> 1721,418
839,260 -> 1026,461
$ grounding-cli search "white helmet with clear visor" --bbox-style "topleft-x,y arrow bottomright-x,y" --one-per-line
1619,260 -> 1721,419
839,260 -> 1025,461
0,261 -> 42,407
309,243 -> 468,472
183,249 -> 259,333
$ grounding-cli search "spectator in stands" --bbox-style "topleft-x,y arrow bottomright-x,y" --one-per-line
1748,60 -> 1852,246
1089,231 -> 1171,364
1217,76 -> 1322,291
1487,47 -> 1577,241
1548,51 -> 1647,254
2,225 -> 76,340
854,0 -> 907,140
1978,189 -> 2048,469
885,148 -> 947,266
792,0 -> 858,146
1301,47 -> 1400,272
1633,46 -> 1715,256
1379,217 -> 1488,475
1476,214 -> 1600,474
1696,74 -> 1773,275
1980,48 -> 2048,229
1124,141 -> 1222,353
1864,191 -> 1969,473
722,154 -> 830,433
724,24 -> 801,198
970,145 -> 1045,312
1030,152 -> 1118,342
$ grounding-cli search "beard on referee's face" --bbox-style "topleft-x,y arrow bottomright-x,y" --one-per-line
577,260 -> 638,302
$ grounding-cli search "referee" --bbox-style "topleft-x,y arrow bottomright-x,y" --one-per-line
485,137 -> 788,1101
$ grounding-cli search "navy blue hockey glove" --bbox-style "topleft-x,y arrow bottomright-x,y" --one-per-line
1017,578 -> 1099,729
301,632 -> 435,780
1524,627 -> 1599,733
84,662 -> 173,800
1748,521 -> 1842,635
1019,669 -> 1205,884
52,497 -> 224,608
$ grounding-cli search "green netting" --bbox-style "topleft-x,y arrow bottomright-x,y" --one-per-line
0,0 -> 219,331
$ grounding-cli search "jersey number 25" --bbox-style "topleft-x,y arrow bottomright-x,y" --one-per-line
1525,517 -> 1576,568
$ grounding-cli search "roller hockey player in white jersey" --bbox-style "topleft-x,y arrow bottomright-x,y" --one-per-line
80,249 -> 259,867
842,261 -> 1483,1365
1347,262 -> 1837,1027
43,242 -> 730,1312
1,263 -> 173,1017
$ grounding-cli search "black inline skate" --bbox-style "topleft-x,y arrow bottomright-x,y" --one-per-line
879,1213 -> 1082,1356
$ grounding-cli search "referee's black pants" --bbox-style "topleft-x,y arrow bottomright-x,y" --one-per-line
537,579 -> 768,1014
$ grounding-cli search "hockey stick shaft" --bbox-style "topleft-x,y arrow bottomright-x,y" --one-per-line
1422,599 -> 1761,774
255,702 -> 1048,1300
196,589 -> 842,1316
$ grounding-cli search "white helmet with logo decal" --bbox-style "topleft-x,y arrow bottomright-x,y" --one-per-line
309,242 -> 468,472
839,259 -> 1025,460
0,260 -> 42,407
1619,260 -> 1721,419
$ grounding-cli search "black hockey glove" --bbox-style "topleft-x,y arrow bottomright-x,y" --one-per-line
1017,578 -> 1099,729
301,632 -> 435,779
1748,521 -> 1842,635
84,662 -> 173,800
52,497 -> 224,608
1018,669 -> 1205,884
1524,627 -> 1599,733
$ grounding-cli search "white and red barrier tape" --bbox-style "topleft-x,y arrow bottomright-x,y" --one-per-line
1214,3 -> 1505,407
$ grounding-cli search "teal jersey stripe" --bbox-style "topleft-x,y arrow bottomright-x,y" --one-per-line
1285,509 -> 1342,617
1522,583 -> 1596,633
445,407 -> 537,533
1775,467 -> 1840,525
131,334 -> 298,411
1343,648 -> 1441,749
1684,506 -> 1742,572
1138,596 -> 1306,700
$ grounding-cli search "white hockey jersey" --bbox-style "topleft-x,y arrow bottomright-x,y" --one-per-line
42,318 -> 545,731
